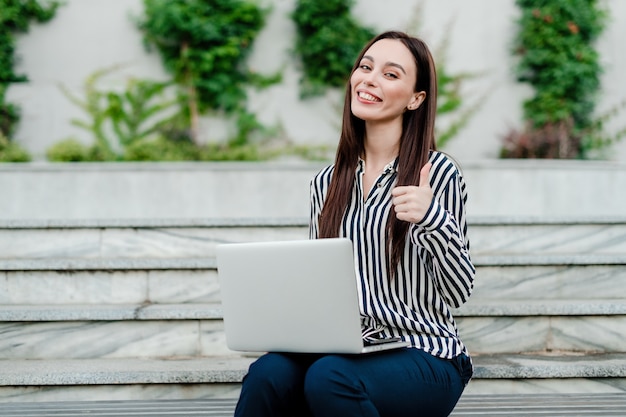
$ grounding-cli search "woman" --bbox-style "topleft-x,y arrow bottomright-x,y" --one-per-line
234,30 -> 475,417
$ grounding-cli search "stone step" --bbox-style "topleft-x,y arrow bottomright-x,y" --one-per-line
1,256 -> 624,305
0,218 -> 308,260
470,216 -> 626,256
0,304 -> 231,360
3,394 -> 626,417
1,301 -> 623,359
2,299 -> 623,322
0,260 -> 221,305
2,217 -> 626,260
456,300 -> 626,355
472,264 -> 626,301
0,354 -> 624,402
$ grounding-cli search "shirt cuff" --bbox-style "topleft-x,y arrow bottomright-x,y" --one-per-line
417,199 -> 447,231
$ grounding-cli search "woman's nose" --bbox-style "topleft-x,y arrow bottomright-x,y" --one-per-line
362,74 -> 376,87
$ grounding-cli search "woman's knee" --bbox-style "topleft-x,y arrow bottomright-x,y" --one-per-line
242,353 -> 306,394
237,353 -> 314,417
304,355 -> 359,400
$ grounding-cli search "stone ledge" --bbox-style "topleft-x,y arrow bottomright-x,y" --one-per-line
2,254 -> 625,272
454,299 -> 626,316
0,258 -> 216,271
0,303 -> 224,321
0,217 -> 309,229
1,354 -> 625,386
474,353 -> 626,379
2,160 -> 626,219
1,394 -> 626,416
476,254 -> 626,266
0,357 -> 253,386
2,216 -> 626,229
2,159 -> 625,172
0,161 -> 327,173
1,300 -> 624,322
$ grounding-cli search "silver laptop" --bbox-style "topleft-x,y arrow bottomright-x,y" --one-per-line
216,238 -> 408,354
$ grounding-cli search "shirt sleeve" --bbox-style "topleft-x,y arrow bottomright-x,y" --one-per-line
309,165 -> 333,240
309,179 -> 321,239
409,166 -> 475,308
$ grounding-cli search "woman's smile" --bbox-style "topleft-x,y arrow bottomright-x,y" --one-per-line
350,38 -> 421,123
357,91 -> 382,103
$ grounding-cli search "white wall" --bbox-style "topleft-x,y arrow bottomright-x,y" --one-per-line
7,0 -> 626,161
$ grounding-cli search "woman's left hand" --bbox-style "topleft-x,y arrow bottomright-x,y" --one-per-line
391,163 -> 433,224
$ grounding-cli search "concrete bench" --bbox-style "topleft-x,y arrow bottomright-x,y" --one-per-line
1,393 -> 625,416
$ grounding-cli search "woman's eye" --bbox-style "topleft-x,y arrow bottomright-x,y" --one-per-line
360,64 -> 371,71
385,72 -> 398,79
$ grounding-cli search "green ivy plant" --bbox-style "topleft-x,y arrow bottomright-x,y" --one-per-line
136,0 -> 280,146
292,1 -> 481,147
292,0 -> 375,97
502,0 -> 612,159
0,0 -> 60,160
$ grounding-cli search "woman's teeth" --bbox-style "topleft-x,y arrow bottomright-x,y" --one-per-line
359,92 -> 381,102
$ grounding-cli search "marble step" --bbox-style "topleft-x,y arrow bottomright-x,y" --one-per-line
1,301 -> 624,359
456,300 -> 626,355
0,304 -> 232,360
472,263 -> 626,301
0,218 -> 308,260
1,256 -> 624,305
4,394 -> 626,417
470,216 -> 626,256
0,354 -> 624,402
1,300 -> 623,322
0,259 -> 221,305
2,217 -> 626,260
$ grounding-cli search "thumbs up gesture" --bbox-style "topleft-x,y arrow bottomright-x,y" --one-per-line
391,163 -> 433,224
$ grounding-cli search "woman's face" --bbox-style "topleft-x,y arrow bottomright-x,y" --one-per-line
350,39 -> 425,124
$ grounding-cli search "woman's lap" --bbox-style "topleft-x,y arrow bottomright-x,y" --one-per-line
235,348 -> 470,417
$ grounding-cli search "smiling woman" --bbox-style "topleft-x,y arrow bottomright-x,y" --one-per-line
234,31 -> 475,417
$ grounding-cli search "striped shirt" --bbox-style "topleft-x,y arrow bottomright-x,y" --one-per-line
309,150 -> 475,359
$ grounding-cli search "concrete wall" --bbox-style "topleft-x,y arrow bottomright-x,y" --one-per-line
6,0 -> 626,161
1,160 -> 625,220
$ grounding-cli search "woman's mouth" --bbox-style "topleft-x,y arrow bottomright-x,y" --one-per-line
358,91 -> 382,103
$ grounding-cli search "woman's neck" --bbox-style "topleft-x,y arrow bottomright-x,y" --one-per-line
363,119 -> 402,167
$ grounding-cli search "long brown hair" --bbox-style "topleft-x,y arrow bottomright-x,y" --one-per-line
318,31 -> 438,273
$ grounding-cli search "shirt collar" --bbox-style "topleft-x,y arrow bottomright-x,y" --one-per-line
357,157 -> 399,174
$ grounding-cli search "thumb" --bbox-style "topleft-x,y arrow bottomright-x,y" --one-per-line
419,163 -> 432,187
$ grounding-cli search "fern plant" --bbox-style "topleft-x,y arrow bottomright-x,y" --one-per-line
56,66 -> 180,160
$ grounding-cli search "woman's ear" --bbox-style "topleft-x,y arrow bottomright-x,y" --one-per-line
407,91 -> 426,111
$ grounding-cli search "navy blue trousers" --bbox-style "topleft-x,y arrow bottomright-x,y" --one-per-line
234,348 -> 473,417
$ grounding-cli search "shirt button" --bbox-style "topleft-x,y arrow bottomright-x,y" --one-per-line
377,183 -> 382,188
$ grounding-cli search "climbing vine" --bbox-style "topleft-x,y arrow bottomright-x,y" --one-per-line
292,0 -> 375,97
501,0 -> 612,158
0,0 -> 60,161
292,1 -> 481,147
136,0 -> 279,145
